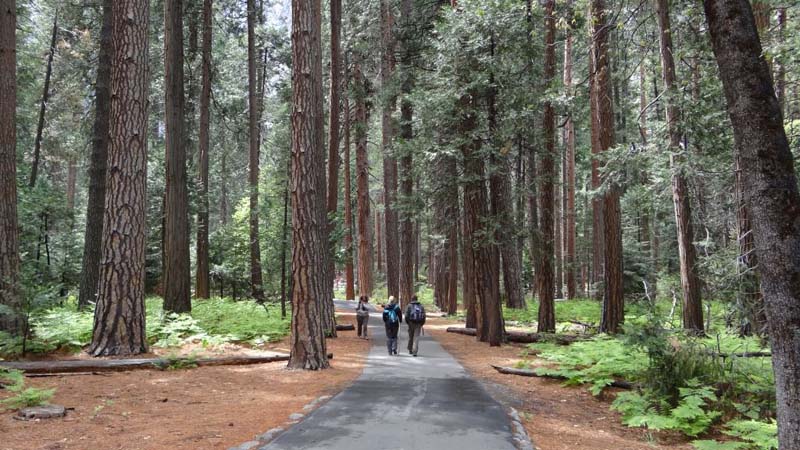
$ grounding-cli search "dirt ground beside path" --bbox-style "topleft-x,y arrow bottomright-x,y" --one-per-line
0,315 -> 369,450
425,319 -> 693,450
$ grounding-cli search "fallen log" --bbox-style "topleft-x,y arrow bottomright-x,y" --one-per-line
713,351 -> 771,358
0,353 -> 334,375
336,324 -> 355,331
446,327 -> 591,345
490,364 -> 634,390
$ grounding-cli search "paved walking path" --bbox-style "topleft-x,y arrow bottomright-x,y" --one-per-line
260,301 -> 521,450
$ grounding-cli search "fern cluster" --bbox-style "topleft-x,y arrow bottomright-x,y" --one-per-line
0,368 -> 55,411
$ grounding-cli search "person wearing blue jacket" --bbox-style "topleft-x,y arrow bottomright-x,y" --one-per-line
382,296 -> 402,355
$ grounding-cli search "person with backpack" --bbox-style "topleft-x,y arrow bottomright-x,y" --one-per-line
404,295 -> 426,356
382,296 -> 402,355
355,295 -> 371,339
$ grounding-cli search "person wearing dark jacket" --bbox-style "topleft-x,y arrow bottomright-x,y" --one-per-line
382,296 -> 402,355
404,295 -> 426,356
355,295 -> 370,339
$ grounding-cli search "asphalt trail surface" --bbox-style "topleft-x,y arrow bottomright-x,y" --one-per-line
260,300 -> 518,450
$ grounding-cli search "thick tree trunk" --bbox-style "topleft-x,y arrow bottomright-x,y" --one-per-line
354,57 -> 373,298
29,12 -> 57,188
195,0 -> 212,300
537,0 -> 556,333
563,14 -> 576,300
591,0 -> 623,333
461,90 -> 504,346
288,0 -> 329,370
655,0 -> 702,333
325,0 -> 341,306
246,0 -> 265,300
398,0 -> 415,307
381,0 -> 400,301
89,0 -> 150,356
0,0 -> 21,333
704,0 -> 800,445
487,40 -> 524,311
163,0 -> 191,314
78,0 -> 113,309
342,75 -> 356,301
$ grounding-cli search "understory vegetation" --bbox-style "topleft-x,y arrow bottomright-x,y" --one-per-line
511,299 -> 776,449
0,297 -> 290,358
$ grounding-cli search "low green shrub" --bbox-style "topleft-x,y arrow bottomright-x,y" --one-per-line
0,368 -> 55,411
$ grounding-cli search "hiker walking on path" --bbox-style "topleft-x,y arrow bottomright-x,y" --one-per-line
382,296 -> 402,355
356,295 -> 370,339
405,295 -> 426,356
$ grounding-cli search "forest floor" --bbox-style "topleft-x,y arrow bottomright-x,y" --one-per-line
425,318 -> 694,450
0,315 -> 370,450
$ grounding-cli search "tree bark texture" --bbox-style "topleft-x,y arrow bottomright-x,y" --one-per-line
343,82 -> 356,301
247,0 -> 265,300
288,0 -> 329,370
655,0 -> 703,333
488,41 -> 524,311
563,14 -> 577,300
89,0 -> 150,356
461,91 -> 504,346
0,0 -> 21,333
591,0 -> 623,333
538,0 -> 556,333
589,40 -> 604,300
195,0 -> 212,299
432,152 -> 458,315
354,57 -> 373,298
398,0 -> 415,308
29,12 -> 57,188
462,198 -> 477,328
163,0 -> 191,313
325,0 -> 341,305
78,0 -> 113,309
704,0 -> 800,445
381,0 -> 400,301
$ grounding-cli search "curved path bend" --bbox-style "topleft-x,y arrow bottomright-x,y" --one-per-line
260,300 -> 521,450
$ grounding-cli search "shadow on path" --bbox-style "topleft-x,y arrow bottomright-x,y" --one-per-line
260,300 -> 519,450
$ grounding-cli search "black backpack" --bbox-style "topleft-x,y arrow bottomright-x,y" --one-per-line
408,303 -> 426,324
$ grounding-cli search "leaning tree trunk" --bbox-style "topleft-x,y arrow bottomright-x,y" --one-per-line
538,0 -> 556,333
195,0 -> 212,299
704,0 -> 800,445
163,0 -> 191,314
246,0 -> 265,301
380,0 -> 400,302
78,0 -> 112,309
288,0 -> 329,370
655,0 -> 703,333
89,0 -> 150,357
0,0 -> 21,334
354,55 -> 372,298
29,12 -> 57,188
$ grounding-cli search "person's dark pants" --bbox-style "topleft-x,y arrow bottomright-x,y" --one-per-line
357,314 -> 369,337
385,322 -> 399,354
407,323 -> 422,355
